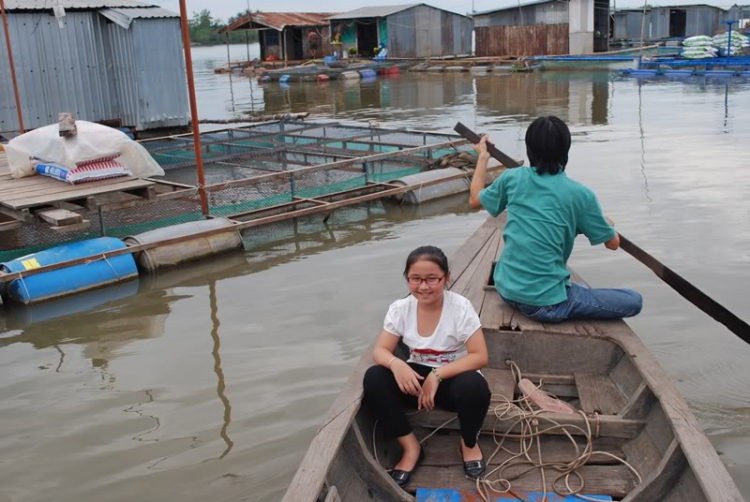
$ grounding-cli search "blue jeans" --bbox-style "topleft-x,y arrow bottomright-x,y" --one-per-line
502,283 -> 643,323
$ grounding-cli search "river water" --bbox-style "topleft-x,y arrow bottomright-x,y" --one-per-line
1,44 -> 749,501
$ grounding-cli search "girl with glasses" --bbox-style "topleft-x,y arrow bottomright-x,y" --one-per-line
362,245 -> 491,488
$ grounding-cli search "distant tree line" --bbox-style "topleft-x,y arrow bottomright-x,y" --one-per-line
189,10 -> 259,46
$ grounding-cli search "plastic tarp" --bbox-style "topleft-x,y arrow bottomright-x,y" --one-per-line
4,121 -> 165,179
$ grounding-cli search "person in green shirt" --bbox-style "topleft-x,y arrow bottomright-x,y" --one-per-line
468,116 -> 642,323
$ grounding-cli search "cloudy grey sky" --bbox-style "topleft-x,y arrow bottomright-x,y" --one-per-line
151,0 -> 738,23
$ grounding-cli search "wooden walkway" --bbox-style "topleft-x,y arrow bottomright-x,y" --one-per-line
0,150 -> 155,225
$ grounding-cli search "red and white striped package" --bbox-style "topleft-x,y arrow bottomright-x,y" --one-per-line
64,156 -> 133,184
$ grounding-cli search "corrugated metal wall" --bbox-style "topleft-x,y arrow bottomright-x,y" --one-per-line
685,7 -> 721,37
0,11 -> 117,132
474,3 -> 568,28
475,23 -> 569,56
387,10 -> 417,57
130,19 -> 187,129
0,10 -> 188,134
387,6 -> 471,58
614,7 -> 728,41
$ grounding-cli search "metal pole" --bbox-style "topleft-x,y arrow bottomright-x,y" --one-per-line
178,0 -> 209,216
726,21 -> 734,59
0,0 -> 25,133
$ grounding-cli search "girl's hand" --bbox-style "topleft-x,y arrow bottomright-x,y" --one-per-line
392,360 -> 424,396
473,135 -> 492,159
418,371 -> 440,411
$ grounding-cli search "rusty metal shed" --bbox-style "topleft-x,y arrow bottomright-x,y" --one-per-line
219,12 -> 335,62
328,4 -> 472,59
472,0 -> 610,56
0,0 -> 189,135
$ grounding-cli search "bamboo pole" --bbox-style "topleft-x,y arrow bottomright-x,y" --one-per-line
177,0 -> 209,216
0,0 -> 25,134
639,0 -> 647,60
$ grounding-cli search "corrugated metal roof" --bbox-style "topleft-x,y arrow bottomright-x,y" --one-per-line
221,12 -> 336,33
327,4 -> 421,19
615,2 -> 730,11
473,0 -> 558,17
100,7 -> 178,28
4,0 -> 157,10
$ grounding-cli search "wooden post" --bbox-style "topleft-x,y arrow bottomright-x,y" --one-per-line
282,29 -> 288,67
225,32 -> 231,68
245,30 -> 250,62
178,0 -> 210,216
0,0 -> 25,133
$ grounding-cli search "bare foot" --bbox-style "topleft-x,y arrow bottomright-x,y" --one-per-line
394,433 -> 421,472
461,437 -> 483,462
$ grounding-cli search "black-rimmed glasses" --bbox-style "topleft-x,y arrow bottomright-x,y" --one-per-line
406,276 -> 445,286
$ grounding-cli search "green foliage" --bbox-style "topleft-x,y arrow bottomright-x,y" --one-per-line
188,9 -> 259,46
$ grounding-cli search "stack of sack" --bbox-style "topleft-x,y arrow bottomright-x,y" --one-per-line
712,31 -> 750,56
681,35 -> 717,59
4,120 -> 164,183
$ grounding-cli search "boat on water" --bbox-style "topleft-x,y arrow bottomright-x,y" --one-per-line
258,61 -> 401,82
282,215 -> 743,502
523,45 -> 680,71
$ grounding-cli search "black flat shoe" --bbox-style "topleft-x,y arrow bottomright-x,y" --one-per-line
460,444 -> 486,479
389,448 -> 424,488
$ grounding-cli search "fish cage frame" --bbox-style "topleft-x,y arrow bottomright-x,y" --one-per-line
0,120 -> 483,263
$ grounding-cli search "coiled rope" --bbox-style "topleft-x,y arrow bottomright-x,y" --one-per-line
371,360 -> 642,500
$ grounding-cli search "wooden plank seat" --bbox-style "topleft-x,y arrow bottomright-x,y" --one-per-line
420,433 -> 628,467
409,407 -> 645,439
575,373 -> 628,415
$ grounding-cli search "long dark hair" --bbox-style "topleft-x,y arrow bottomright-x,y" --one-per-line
525,116 -> 571,176
403,246 -> 449,277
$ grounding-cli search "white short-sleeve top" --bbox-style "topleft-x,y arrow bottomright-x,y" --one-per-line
383,291 -> 482,368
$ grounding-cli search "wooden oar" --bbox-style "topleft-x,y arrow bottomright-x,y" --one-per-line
454,121 -> 750,345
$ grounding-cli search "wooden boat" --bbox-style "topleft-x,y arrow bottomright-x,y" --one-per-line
523,45 -> 680,72
283,215 -> 744,502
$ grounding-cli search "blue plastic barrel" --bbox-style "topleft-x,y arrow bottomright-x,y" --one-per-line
359,69 -> 377,79
0,237 -> 138,305
324,55 -> 336,66
279,74 -> 291,83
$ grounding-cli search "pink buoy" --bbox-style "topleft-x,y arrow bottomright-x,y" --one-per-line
389,66 -> 400,74
518,378 -> 576,414
316,74 -> 330,81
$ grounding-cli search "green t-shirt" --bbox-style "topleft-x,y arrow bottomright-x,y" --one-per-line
479,167 -> 616,306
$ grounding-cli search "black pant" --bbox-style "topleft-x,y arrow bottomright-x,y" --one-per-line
363,363 -> 491,448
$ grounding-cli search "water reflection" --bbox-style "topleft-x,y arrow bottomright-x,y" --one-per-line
208,280 -> 234,460
252,72 -> 615,129
244,194 -> 474,271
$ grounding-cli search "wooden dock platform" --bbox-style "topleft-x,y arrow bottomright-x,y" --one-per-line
0,151 -> 156,227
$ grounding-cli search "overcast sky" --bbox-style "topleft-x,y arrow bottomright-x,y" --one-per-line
151,0 -> 738,23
